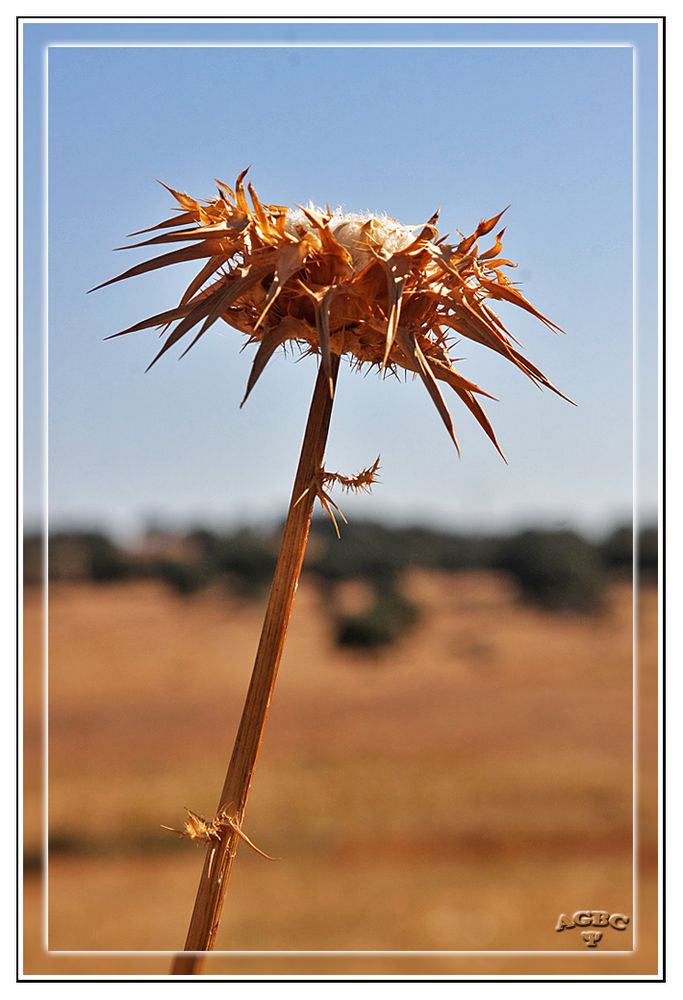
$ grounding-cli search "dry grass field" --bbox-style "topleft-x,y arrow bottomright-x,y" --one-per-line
22,569 -> 658,977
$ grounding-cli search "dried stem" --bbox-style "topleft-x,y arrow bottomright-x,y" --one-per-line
171,355 -> 341,975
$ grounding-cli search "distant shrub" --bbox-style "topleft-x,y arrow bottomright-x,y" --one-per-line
23,535 -> 42,585
48,532 -> 131,583
497,530 -> 605,613
87,535 -> 131,582
335,587 -> 418,650
638,525 -> 658,580
308,520 -> 403,586
397,527 -> 502,572
601,525 -> 633,574
600,523 -> 657,582
213,531 -> 277,596
155,558 -> 214,596
152,528 -> 277,598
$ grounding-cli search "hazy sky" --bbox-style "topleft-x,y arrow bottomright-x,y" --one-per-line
22,20 -> 660,538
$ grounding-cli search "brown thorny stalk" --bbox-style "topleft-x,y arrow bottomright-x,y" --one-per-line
95,169 -> 569,972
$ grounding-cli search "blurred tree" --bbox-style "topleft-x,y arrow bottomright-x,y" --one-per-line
47,531 -> 130,583
335,586 -> 419,651
601,525 -> 633,574
496,530 -> 606,613
638,525 -> 658,580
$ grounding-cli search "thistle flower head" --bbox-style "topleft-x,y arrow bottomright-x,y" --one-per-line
97,168 -> 567,457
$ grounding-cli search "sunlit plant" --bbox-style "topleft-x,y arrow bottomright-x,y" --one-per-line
96,168 -> 567,973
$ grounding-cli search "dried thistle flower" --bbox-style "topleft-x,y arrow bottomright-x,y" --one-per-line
97,170 -> 567,972
96,168 -> 567,458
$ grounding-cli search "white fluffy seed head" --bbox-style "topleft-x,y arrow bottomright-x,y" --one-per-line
285,206 -> 418,270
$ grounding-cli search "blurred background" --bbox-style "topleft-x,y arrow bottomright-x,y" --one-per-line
22,19 -> 660,977
23,520 -> 657,972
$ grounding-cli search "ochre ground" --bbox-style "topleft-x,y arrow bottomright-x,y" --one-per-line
22,571 -> 659,977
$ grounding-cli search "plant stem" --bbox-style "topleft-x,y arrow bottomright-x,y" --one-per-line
171,355 -> 341,975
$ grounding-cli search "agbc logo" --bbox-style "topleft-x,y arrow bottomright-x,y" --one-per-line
555,910 -> 630,948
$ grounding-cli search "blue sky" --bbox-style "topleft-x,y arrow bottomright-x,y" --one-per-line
22,20 -> 660,538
